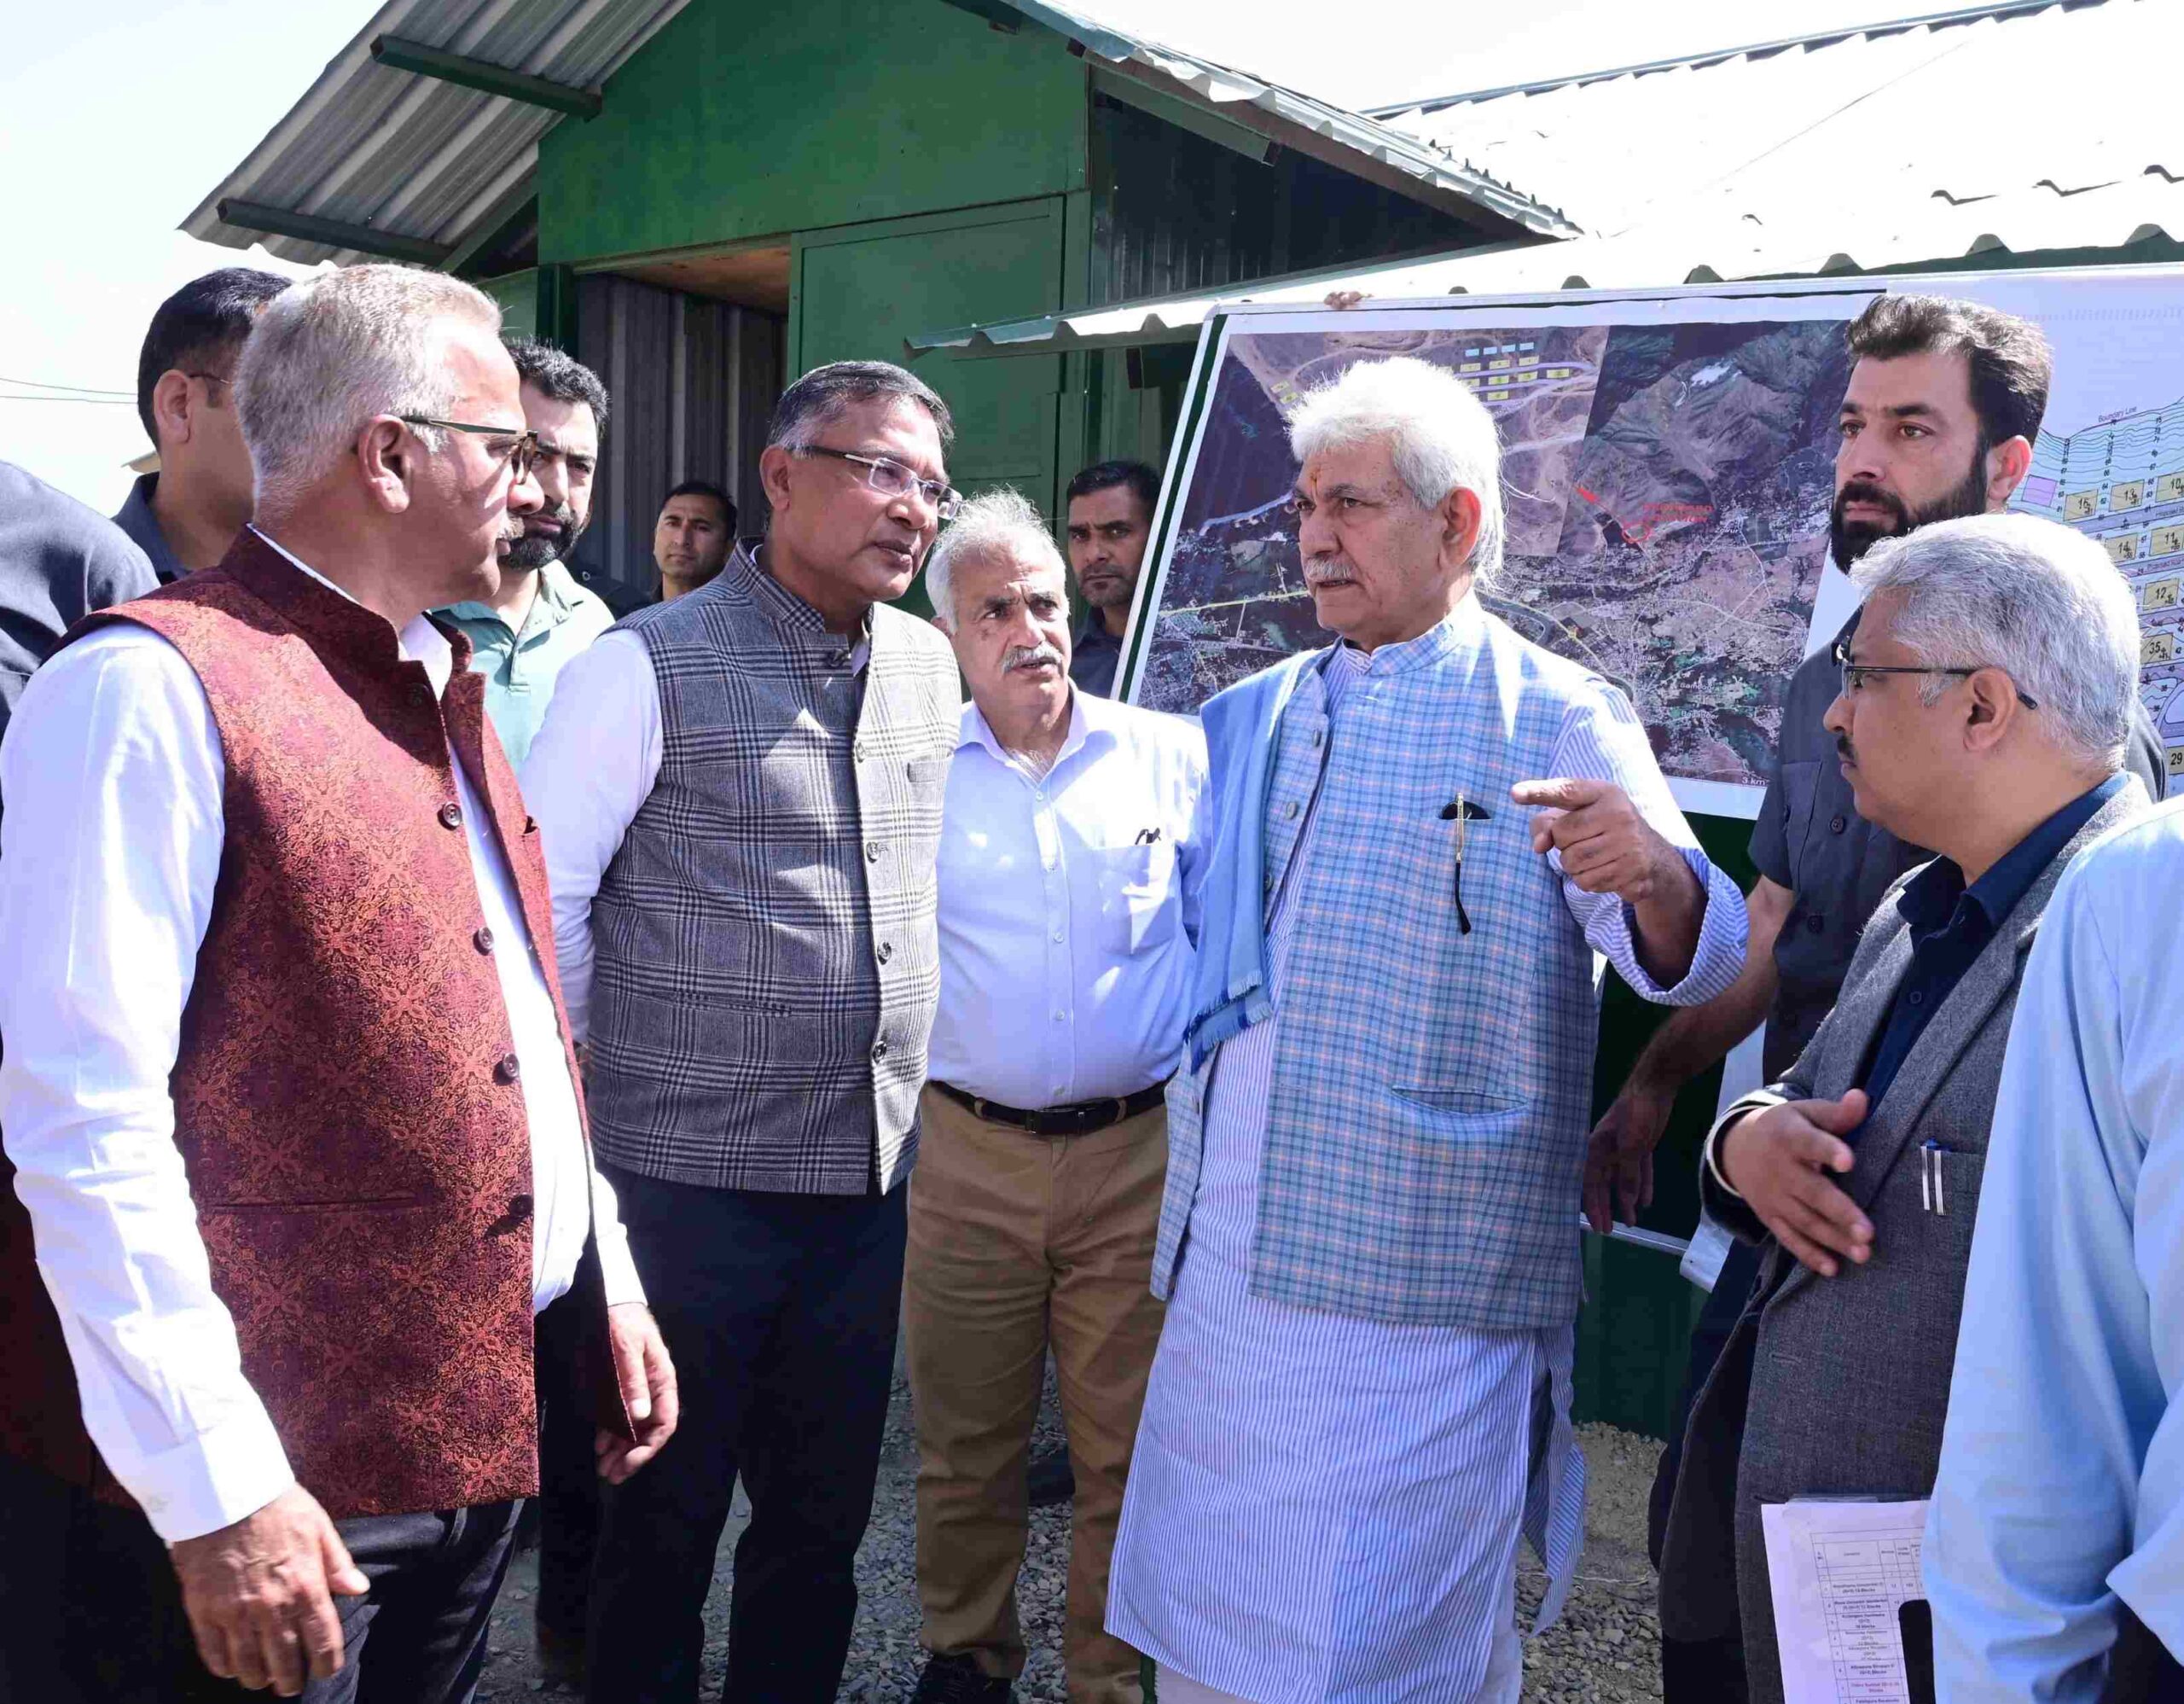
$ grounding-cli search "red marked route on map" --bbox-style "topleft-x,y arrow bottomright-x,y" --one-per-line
1574,486 -> 1717,545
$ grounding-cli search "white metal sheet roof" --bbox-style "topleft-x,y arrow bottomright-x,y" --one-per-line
914,0 -> 2184,356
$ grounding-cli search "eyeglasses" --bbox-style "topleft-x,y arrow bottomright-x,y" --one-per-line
183,370 -> 235,395
398,414 -> 542,480
1830,636 -> 2040,709
798,445 -> 961,520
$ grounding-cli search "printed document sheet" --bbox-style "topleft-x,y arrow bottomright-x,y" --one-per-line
1761,1498 -> 1930,1703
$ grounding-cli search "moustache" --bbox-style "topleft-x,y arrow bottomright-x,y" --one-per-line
1303,556 -> 1360,588
1835,733 -> 1856,766
525,503 -> 577,534
1833,480 -> 1908,528
1002,644 -> 1064,675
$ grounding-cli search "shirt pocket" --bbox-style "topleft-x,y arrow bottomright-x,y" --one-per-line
1779,759 -> 1822,886
1095,840 -> 1180,956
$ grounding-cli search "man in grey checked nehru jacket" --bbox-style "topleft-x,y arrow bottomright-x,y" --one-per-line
906,491 -> 1206,1704
1103,356 -> 1749,1704
523,361 -> 963,1704
1655,514 -> 2150,1704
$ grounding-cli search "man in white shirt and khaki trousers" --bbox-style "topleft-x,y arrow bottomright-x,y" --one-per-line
907,491 -> 1207,1704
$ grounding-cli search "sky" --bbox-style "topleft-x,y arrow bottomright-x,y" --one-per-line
2,0 -> 1920,515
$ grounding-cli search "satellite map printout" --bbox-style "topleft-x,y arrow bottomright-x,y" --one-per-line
1130,297 -> 1876,816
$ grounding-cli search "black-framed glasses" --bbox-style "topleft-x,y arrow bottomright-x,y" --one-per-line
798,445 -> 961,520
1830,636 -> 2039,709
398,414 -> 542,480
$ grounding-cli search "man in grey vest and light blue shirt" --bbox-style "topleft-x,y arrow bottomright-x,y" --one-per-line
1105,356 -> 1748,1702
523,361 -> 964,1704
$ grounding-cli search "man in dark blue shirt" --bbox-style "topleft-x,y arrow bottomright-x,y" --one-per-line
1654,511 -> 2154,1704
110,269 -> 289,582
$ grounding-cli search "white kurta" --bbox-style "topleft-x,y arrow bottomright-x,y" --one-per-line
1108,643 -> 1640,1704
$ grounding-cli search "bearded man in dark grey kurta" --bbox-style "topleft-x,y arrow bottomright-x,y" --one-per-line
525,362 -> 964,1704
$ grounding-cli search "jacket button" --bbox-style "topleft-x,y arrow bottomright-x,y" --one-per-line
410,683 -> 432,706
1283,800 -> 1300,820
507,1193 -> 533,1222
876,941 -> 892,964
473,927 -> 495,955
1830,815 -> 1848,834
494,1053 -> 521,1085
1805,913 -> 1826,935
439,802 -> 463,829
866,840 -> 882,863
871,1040 -> 890,1062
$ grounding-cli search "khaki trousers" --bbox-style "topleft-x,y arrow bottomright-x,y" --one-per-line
906,1084 -> 1169,1704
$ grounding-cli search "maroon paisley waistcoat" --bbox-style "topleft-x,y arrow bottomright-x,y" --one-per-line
0,532 -> 618,1521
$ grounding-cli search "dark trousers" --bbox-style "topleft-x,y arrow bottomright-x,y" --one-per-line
586,1168 -> 909,1704
1652,1237 -> 1764,1703
0,1451 -> 519,1704
536,1286 -> 602,1645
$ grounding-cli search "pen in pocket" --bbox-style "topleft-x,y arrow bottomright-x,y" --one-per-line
1439,793 -> 1490,935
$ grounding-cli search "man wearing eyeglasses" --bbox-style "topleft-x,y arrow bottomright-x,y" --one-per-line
113,268 -> 290,582
1653,512 -> 2150,1704
0,265 -> 675,1702
433,341 -> 617,771
525,359 -> 965,1704
1588,294 -> 2166,1702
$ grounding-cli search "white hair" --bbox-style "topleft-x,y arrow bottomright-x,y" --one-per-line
1285,355 -> 1507,587
235,265 -> 502,514
1852,512 -> 2141,766
926,487 -> 1066,626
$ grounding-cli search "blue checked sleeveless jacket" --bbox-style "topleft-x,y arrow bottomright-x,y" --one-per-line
1158,607 -> 1637,1331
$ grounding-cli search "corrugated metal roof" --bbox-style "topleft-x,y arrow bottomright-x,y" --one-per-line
994,0 -> 1574,237
184,0 -> 695,265
184,0 -> 1577,270
913,0 -> 2184,355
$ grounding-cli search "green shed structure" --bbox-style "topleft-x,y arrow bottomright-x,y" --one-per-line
187,0 -> 1571,602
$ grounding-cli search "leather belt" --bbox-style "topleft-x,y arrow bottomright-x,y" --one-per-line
932,1079 -> 1168,1137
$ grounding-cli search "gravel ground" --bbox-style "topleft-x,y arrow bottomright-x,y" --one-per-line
477,1377 -> 1666,1702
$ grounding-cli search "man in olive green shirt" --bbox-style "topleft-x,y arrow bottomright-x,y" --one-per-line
436,340 -> 616,766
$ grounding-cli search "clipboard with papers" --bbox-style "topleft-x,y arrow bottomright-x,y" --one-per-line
1761,1496 -> 1934,1704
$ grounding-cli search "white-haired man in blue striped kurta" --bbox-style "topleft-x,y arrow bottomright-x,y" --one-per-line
1105,357 -> 1748,1702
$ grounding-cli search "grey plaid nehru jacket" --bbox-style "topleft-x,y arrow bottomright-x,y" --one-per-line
584,544 -> 960,1195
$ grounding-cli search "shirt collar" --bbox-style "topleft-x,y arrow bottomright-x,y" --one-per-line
437,557 -> 583,637
113,473 -> 187,584
1074,610 -> 1123,654
1321,591 -> 1489,680
1897,773 -> 2128,938
248,526 -> 456,695
959,687 -> 1100,771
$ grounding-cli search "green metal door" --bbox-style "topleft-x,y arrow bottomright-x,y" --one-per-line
793,199 -> 1069,546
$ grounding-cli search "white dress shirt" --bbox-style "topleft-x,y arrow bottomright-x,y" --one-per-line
0,533 -> 640,1544
927,689 -> 1207,1109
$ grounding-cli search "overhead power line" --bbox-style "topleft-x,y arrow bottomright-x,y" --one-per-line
0,374 -> 135,398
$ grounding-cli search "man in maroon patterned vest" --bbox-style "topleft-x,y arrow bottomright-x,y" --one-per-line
0,265 -> 675,1702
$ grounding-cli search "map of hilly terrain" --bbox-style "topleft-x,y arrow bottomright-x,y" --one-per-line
1139,320 -> 1852,792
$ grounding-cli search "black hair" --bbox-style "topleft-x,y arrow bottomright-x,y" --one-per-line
1845,295 -> 2053,451
766,360 -> 954,451
1065,458 -> 1160,514
135,268 -> 291,442
505,338 -> 611,434
661,480 -> 737,534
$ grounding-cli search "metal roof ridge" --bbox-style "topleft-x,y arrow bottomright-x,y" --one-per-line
1362,0 -> 2104,119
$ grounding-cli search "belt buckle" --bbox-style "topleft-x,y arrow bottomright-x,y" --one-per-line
971,1095 -> 990,1123
1112,1096 -> 1129,1125
1025,1108 -> 1044,1136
